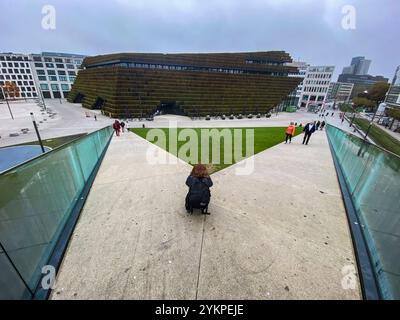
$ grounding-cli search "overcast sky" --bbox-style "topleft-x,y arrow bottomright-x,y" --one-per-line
1,0 -> 398,80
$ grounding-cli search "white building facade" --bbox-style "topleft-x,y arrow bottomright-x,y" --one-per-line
327,82 -> 354,103
288,61 -> 309,103
298,65 -> 335,109
0,53 -> 39,99
30,52 -> 86,99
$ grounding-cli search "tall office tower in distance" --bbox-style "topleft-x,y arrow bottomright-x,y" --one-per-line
392,65 -> 400,86
341,56 -> 371,76
338,56 -> 388,99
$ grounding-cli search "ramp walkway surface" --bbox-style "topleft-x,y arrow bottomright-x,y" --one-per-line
52,129 -> 361,300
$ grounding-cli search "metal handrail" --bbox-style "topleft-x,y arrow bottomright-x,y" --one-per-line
326,123 -> 400,161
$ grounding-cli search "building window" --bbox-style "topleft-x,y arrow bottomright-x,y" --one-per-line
58,70 -> 66,75
37,69 -> 45,75
56,63 -> 65,69
59,76 -> 68,81
40,83 -> 49,90
46,63 -> 54,68
38,76 -> 47,81
61,84 -> 69,91
51,84 -> 59,91
35,63 -> 44,68
66,64 -> 75,69
47,70 -> 56,75
49,76 -> 57,81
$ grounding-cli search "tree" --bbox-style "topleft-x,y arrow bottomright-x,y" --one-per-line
339,103 -> 354,113
356,81 -> 390,105
386,108 -> 400,121
366,81 -> 390,103
352,97 -> 375,110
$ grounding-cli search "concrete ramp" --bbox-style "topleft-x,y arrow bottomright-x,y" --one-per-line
52,130 -> 361,299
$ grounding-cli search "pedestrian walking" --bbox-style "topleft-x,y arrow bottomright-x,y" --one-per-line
320,120 -> 326,130
285,122 -> 296,144
113,120 -> 121,136
120,120 -> 126,133
302,121 -> 316,145
94,115 -> 97,121
316,120 -> 321,130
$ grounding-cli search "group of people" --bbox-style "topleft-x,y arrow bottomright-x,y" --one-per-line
186,118 -> 330,215
113,120 -> 126,136
285,120 -> 326,145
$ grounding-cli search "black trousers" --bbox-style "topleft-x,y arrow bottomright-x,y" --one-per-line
285,133 -> 292,143
303,133 -> 312,145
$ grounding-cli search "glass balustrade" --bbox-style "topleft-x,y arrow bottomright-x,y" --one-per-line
326,124 -> 400,299
0,125 -> 113,299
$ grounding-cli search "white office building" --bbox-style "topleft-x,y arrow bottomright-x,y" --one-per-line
30,52 -> 86,99
327,82 -> 354,103
288,61 -> 309,101
298,65 -> 335,109
0,53 -> 39,99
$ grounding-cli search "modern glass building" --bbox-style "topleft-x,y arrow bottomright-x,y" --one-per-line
30,52 -> 86,99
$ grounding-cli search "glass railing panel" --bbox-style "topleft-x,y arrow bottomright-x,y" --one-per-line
326,124 -> 400,300
0,250 -> 31,300
74,136 -> 100,181
0,145 -> 86,292
0,126 -> 112,299
351,142 -> 400,300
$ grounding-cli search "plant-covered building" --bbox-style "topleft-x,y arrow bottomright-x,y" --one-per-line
68,51 -> 302,118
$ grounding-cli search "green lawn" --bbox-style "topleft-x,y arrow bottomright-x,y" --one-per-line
1,133 -> 86,150
353,118 -> 400,157
130,127 -> 302,173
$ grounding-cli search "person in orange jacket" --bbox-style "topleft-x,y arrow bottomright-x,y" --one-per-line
285,122 -> 296,144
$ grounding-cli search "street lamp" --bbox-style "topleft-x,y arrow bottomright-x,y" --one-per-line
1,86 -> 14,120
37,86 -> 46,110
357,90 -> 380,156
30,112 -> 45,153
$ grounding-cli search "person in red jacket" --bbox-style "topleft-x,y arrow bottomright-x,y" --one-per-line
285,122 -> 296,144
113,120 -> 121,136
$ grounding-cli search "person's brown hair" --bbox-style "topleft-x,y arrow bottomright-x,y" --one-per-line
190,164 -> 209,178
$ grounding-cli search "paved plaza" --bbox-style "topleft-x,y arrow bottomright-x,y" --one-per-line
0,99 -> 112,147
1,99 -> 363,299
52,125 -> 361,300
